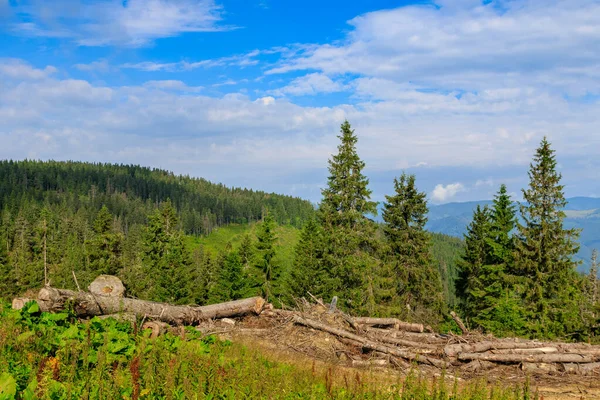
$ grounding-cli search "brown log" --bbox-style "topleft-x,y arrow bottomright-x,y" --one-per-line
521,363 -> 559,374
293,315 -> 446,368
450,311 -> 468,334
366,333 -> 440,351
36,286 -> 265,325
364,327 -> 446,344
354,317 -> 424,333
458,352 -> 597,364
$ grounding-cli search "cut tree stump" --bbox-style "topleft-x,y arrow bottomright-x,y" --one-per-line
88,275 -> 126,297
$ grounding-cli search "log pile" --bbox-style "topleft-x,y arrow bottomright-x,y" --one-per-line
12,275 -> 600,377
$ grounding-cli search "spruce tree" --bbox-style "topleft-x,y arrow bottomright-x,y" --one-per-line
255,211 -> 279,301
514,137 -> 582,338
288,218 -> 329,299
209,249 -> 248,303
382,173 -> 444,324
142,200 -> 191,304
87,205 -> 123,276
238,233 -> 254,268
319,120 -> 378,312
457,205 -> 492,323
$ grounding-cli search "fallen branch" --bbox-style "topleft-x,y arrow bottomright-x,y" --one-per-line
450,311 -> 468,335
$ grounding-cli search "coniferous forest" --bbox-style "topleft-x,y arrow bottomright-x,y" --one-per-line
1,122 -> 597,341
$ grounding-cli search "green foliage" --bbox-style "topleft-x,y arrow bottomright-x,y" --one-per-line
514,137 -> 583,338
254,211 -> 279,301
0,304 -> 535,400
142,200 -> 191,304
87,205 -> 123,276
209,250 -> 249,302
319,121 -> 379,313
381,173 -> 445,324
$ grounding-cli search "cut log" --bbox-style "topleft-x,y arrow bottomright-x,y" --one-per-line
12,298 -> 32,310
460,360 -> 496,373
364,327 -> 446,344
450,311 -> 468,334
293,315 -> 446,368
492,347 -> 558,354
352,359 -> 388,367
36,286 -> 265,325
354,317 -> 424,333
88,275 -> 125,297
458,352 -> 597,364
366,333 -> 440,352
445,341 -> 550,357
562,362 -> 600,375
521,363 -> 559,374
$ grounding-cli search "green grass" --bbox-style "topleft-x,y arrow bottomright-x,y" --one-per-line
0,302 -> 537,400
185,222 -> 300,272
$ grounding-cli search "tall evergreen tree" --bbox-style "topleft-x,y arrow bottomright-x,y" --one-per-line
209,249 -> 248,303
514,137 -> 582,338
382,173 -> 444,324
319,120 -> 378,312
457,205 -> 492,323
288,218 -> 329,299
142,199 -> 191,304
87,205 -> 123,276
255,211 -> 279,301
238,233 -> 254,269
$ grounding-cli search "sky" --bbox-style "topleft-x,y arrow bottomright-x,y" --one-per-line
1,0 -> 600,205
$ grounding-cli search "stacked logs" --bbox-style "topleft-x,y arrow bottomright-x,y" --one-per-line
12,275 -> 600,376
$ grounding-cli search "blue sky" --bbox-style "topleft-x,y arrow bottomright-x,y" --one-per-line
1,0 -> 600,204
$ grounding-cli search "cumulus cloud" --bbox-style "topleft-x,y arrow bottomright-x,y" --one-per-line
431,183 -> 466,203
143,80 -> 203,92
7,0 -> 233,46
0,58 -> 57,80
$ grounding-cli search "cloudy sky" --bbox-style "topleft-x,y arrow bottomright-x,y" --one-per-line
1,0 -> 599,204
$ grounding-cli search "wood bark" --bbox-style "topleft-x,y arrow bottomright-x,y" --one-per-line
450,311 -> 468,334
353,317 -> 424,333
444,341 -> 551,357
458,352 -> 597,364
293,315 -> 446,368
36,286 -> 265,325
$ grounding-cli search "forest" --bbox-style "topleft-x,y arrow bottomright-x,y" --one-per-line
0,121 -> 597,342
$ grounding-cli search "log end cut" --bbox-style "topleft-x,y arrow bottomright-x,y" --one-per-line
88,275 -> 126,297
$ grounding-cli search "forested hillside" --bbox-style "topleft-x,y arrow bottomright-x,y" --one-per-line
0,160 -> 314,234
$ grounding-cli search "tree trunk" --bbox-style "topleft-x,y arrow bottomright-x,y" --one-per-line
36,287 -> 265,325
450,311 -> 468,334
458,352 -> 597,364
353,317 -> 424,333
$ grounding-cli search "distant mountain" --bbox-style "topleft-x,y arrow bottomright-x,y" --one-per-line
423,197 -> 600,272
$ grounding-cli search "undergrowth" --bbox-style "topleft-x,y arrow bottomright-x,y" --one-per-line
0,302 -> 536,399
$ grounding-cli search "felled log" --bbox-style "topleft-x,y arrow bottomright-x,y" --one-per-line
352,359 -> 388,367
521,362 -> 559,374
366,333 -> 440,352
364,327 -> 446,344
293,315 -> 446,368
445,341 -> 551,357
450,311 -> 468,334
562,362 -> 600,375
353,317 -> 424,333
36,286 -> 265,325
458,352 -> 597,364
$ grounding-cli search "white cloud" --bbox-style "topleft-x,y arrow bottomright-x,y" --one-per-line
121,50 -> 261,71
269,73 -> 346,96
0,59 -> 57,80
143,80 -> 203,92
431,183 -> 466,203
8,0 -> 233,47
267,1 -> 600,95
74,59 -> 112,72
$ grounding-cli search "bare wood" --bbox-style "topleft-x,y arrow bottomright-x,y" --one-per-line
366,333 -> 440,351
293,315 -> 446,368
458,352 -> 597,364
37,286 -> 265,325
12,298 -> 32,310
88,275 -> 125,297
450,311 -> 468,334
354,317 -> 424,333
364,327 -> 446,344
72,271 -> 82,292
492,347 -> 558,354
445,341 -> 551,357
521,363 -> 559,374
562,362 -> 600,375
352,359 -> 388,367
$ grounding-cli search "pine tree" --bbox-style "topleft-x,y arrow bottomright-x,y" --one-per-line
457,205 -> 492,324
142,199 -> 191,304
288,218 -> 329,299
255,211 -> 279,301
514,137 -> 582,338
382,173 -> 444,324
319,120 -> 378,312
87,205 -> 123,276
209,249 -> 248,303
